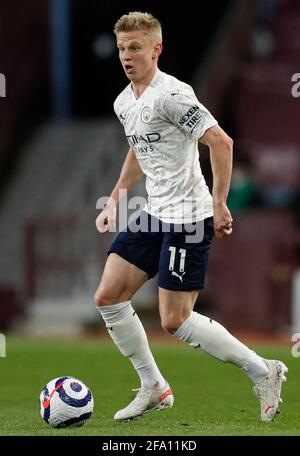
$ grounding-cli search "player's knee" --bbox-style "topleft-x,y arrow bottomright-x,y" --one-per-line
161,318 -> 181,335
94,290 -> 106,307
94,286 -> 130,307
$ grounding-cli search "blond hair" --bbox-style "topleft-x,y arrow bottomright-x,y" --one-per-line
114,12 -> 162,42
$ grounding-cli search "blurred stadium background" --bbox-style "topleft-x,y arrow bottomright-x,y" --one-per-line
0,0 -> 300,341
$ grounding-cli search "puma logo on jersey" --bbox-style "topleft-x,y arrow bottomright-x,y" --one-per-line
171,271 -> 186,282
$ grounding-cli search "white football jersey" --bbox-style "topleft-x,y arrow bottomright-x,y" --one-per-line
114,69 -> 218,223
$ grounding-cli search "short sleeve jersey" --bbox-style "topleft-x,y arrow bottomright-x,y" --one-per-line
114,69 -> 218,223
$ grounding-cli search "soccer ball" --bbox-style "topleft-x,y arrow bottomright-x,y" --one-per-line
39,376 -> 94,428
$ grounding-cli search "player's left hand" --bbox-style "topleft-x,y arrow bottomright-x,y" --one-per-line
95,202 -> 116,233
213,203 -> 233,240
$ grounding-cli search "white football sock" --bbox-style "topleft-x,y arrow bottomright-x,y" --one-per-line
136,362 -> 166,389
97,301 -> 165,388
174,312 -> 268,383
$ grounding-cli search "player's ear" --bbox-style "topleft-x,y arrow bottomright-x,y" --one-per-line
152,42 -> 163,59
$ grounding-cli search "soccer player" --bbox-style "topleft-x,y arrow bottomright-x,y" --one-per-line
94,12 -> 287,422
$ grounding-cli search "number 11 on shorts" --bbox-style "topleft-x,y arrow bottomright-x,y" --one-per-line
168,246 -> 186,272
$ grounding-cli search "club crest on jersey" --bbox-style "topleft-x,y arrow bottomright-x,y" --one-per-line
141,106 -> 151,123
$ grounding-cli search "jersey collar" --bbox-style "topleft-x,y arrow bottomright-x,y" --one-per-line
130,68 -> 162,101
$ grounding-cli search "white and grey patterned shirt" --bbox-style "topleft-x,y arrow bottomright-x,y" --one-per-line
114,69 -> 217,223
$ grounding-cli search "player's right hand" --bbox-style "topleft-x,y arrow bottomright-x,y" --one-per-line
213,202 -> 233,240
95,204 -> 116,233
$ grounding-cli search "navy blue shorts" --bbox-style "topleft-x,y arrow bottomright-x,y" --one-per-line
107,211 -> 214,291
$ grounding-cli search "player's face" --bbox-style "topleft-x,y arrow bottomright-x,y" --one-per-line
117,30 -> 160,83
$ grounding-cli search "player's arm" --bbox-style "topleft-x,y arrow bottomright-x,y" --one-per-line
110,146 -> 144,203
199,124 -> 233,240
96,147 -> 144,233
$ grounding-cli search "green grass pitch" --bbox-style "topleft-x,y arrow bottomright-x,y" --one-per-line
0,336 -> 299,436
